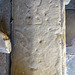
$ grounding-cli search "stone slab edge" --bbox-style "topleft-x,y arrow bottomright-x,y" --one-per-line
61,0 -> 66,75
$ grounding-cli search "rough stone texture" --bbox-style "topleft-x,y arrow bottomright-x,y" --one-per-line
0,53 -> 10,75
66,1 -> 75,75
66,10 -> 75,46
0,0 -> 11,34
66,38 -> 75,54
65,0 -> 71,5
11,0 -> 66,75
0,0 -> 11,74
65,0 -> 75,9
0,53 -> 6,75
0,35 -> 6,53
0,32 -> 11,53
66,55 -> 75,75
0,0 -> 11,53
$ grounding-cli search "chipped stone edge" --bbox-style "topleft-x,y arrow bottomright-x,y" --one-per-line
0,32 -> 11,53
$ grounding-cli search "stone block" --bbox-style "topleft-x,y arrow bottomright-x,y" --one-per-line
11,0 -> 66,75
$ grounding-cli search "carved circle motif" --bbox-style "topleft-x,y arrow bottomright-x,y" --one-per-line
25,0 -> 42,8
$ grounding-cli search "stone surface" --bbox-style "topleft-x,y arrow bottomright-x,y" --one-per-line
66,55 -> 75,75
0,0 -> 11,34
11,0 -> 66,75
0,53 -> 6,75
0,0 -> 11,74
66,1 -> 75,75
66,38 -> 75,54
0,33 -> 11,53
66,7 -> 75,54
66,10 -> 75,45
65,0 -> 75,9
0,0 -> 11,53
65,0 -> 71,5
0,35 -> 6,52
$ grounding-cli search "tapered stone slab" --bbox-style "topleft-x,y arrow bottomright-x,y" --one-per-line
11,0 -> 66,75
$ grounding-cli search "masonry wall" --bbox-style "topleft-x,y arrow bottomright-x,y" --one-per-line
11,0 -> 66,75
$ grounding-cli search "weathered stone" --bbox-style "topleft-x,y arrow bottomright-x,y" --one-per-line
0,0 -> 11,34
66,55 -> 75,75
65,0 -> 75,9
0,0 -> 11,53
11,0 -> 66,75
0,32 -> 11,53
66,10 -> 75,45
0,0 -> 11,74
25,0 -> 42,8
66,9 -> 75,54
0,53 -> 6,75
66,2 -> 75,75
65,0 -> 71,5
67,38 -> 75,54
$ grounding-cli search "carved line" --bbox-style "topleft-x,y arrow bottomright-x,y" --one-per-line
25,0 -> 42,9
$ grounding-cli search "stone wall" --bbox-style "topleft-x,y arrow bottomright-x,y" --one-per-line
66,1 -> 75,74
11,0 -> 66,75
0,0 -> 11,53
0,0 -> 11,75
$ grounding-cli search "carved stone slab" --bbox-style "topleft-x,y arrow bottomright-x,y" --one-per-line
11,0 -> 66,75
